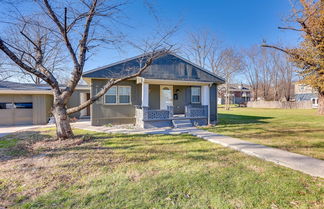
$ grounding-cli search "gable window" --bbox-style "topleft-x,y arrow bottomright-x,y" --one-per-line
104,86 -> 131,104
105,86 -> 117,104
191,87 -> 201,103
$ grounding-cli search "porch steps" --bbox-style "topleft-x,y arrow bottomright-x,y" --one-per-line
172,119 -> 193,128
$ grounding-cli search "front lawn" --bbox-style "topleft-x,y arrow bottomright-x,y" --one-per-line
0,128 -> 323,208
204,108 -> 324,160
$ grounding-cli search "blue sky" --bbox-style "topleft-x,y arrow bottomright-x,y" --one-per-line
0,0 -> 300,77
84,0 -> 300,71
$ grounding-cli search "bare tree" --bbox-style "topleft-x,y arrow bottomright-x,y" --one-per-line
276,54 -> 296,101
0,59 -> 9,81
185,30 -> 222,70
244,45 -> 296,101
0,0 -> 174,139
244,46 -> 260,101
4,19 -> 68,84
218,48 -> 244,110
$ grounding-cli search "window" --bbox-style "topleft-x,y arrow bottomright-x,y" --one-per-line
312,98 -> 318,105
191,87 -> 201,103
104,86 -> 131,104
14,103 -> 33,109
0,103 -> 14,109
0,102 -> 32,109
105,86 -> 117,104
118,86 -> 131,104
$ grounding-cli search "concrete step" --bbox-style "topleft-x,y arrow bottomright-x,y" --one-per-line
174,120 -> 190,123
172,119 -> 192,128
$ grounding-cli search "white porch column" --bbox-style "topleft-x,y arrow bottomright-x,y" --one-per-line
80,93 -> 87,117
142,83 -> 149,107
201,85 -> 210,124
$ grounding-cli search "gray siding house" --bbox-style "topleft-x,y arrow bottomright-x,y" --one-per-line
83,52 -> 225,128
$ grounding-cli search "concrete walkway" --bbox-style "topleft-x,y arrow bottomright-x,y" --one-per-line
73,121 -> 324,178
187,128 -> 324,178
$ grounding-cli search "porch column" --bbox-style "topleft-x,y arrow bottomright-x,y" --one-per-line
142,83 -> 149,107
80,93 -> 87,117
201,85 -> 210,124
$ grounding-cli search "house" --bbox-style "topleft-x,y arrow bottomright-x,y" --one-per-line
217,83 -> 251,105
0,81 -> 90,126
83,52 -> 225,128
0,52 -> 225,128
294,83 -> 318,108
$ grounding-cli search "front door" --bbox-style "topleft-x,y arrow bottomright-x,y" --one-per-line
160,85 -> 173,110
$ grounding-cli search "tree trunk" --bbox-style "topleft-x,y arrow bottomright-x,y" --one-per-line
52,105 -> 74,140
318,91 -> 324,115
225,82 -> 230,110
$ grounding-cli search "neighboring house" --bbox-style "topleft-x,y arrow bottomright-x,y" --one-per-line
294,83 -> 318,108
0,81 -> 90,126
83,52 -> 225,128
217,83 -> 251,105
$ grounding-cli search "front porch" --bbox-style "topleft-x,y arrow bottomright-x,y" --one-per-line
135,78 -> 212,128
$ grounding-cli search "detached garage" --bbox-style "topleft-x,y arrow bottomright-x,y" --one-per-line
0,94 -> 53,125
0,82 -> 53,125
0,81 -> 90,126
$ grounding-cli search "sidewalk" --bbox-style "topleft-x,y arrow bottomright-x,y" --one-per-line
187,128 -> 324,178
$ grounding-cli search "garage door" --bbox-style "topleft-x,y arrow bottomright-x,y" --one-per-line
0,95 -> 33,126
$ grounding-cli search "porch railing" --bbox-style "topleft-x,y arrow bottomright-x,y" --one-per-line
136,105 -> 207,121
135,106 -> 173,120
185,105 -> 208,118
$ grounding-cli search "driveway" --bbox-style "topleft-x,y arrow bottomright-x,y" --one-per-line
0,124 -> 53,138
0,120 -> 89,138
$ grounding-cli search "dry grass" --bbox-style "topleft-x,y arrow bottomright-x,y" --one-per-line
0,128 -> 323,208
0,129 -> 108,206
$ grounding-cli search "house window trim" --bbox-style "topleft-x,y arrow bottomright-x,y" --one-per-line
191,86 -> 201,104
104,85 -> 132,105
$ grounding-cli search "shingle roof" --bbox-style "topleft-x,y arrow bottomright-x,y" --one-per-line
83,52 -> 225,84
0,81 -> 52,91
218,83 -> 251,92
0,81 -> 89,92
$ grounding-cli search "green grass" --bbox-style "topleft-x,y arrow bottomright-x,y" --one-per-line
203,108 -> 324,160
0,138 -> 18,148
0,128 -> 323,208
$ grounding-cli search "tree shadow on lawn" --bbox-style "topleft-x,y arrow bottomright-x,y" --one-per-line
218,113 -> 273,125
1,130 -> 236,165
1,132 -> 238,181
0,130 -> 53,162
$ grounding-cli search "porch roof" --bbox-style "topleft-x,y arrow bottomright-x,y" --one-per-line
83,52 -> 225,84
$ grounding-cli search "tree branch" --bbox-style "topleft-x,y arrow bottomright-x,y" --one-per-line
43,0 -> 80,70
261,44 -> 290,54
0,38 -> 59,90
62,0 -> 98,103
278,26 -> 303,32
